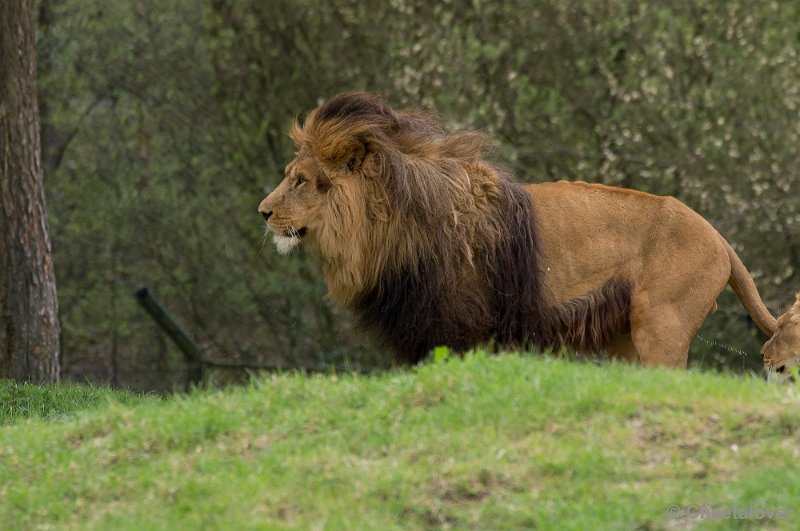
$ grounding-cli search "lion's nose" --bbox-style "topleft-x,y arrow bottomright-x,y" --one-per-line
260,210 -> 273,221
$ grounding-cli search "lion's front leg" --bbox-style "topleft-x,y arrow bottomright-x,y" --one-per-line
606,333 -> 639,363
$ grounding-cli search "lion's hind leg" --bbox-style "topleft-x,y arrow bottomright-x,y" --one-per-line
629,306 -> 695,368
630,292 -> 723,368
628,228 -> 730,368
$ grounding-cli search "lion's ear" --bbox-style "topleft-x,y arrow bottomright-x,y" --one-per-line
317,133 -> 369,173
343,139 -> 366,173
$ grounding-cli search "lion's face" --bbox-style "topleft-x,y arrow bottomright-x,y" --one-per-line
762,294 -> 800,382
258,153 -> 330,254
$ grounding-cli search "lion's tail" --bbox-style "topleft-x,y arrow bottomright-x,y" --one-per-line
720,235 -> 777,336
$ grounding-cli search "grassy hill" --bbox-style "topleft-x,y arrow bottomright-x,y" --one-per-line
1,353 -> 799,530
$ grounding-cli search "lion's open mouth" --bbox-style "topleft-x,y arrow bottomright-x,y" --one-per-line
768,367 -> 797,383
766,356 -> 799,383
275,227 -> 307,239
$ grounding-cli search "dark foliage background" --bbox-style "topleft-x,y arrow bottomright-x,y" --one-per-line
37,0 -> 800,390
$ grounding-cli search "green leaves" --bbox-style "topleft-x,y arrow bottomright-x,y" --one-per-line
433,346 -> 451,364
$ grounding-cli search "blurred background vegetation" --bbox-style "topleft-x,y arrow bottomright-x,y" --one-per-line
37,0 -> 800,390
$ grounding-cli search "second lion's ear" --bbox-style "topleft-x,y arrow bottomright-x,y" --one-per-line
344,139 -> 366,173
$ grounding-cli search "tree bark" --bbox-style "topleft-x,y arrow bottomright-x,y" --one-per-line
0,0 -> 61,382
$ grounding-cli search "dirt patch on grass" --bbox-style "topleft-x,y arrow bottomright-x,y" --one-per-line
625,406 -> 798,481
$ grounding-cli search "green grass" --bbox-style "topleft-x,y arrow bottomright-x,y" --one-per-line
1,353 -> 799,530
0,380 -> 148,425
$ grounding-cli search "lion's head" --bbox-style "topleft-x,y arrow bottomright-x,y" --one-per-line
258,93 -> 631,364
762,293 -> 800,382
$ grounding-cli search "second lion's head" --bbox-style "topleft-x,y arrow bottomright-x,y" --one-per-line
762,292 -> 800,382
259,92 -> 498,307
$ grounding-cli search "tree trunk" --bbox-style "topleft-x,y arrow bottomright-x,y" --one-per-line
0,0 -> 61,383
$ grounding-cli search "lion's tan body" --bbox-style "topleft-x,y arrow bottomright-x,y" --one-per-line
528,180 -> 775,366
762,293 -> 800,381
258,93 -> 777,367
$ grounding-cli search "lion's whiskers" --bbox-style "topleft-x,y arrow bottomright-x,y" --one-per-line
256,222 -> 274,256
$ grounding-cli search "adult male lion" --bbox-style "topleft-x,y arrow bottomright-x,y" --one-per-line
258,92 -> 777,366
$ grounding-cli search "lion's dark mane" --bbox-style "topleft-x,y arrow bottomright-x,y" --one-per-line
353,169 -> 632,364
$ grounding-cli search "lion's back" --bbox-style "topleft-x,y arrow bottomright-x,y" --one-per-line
527,180 -> 728,301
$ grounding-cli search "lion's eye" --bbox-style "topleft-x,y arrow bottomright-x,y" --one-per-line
294,175 -> 306,189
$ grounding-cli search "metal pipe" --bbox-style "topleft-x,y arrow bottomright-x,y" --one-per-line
135,287 -> 203,387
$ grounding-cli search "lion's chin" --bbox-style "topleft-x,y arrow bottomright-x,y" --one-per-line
269,226 -> 307,255
273,233 -> 302,255
766,369 -> 787,384
765,355 -> 799,383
